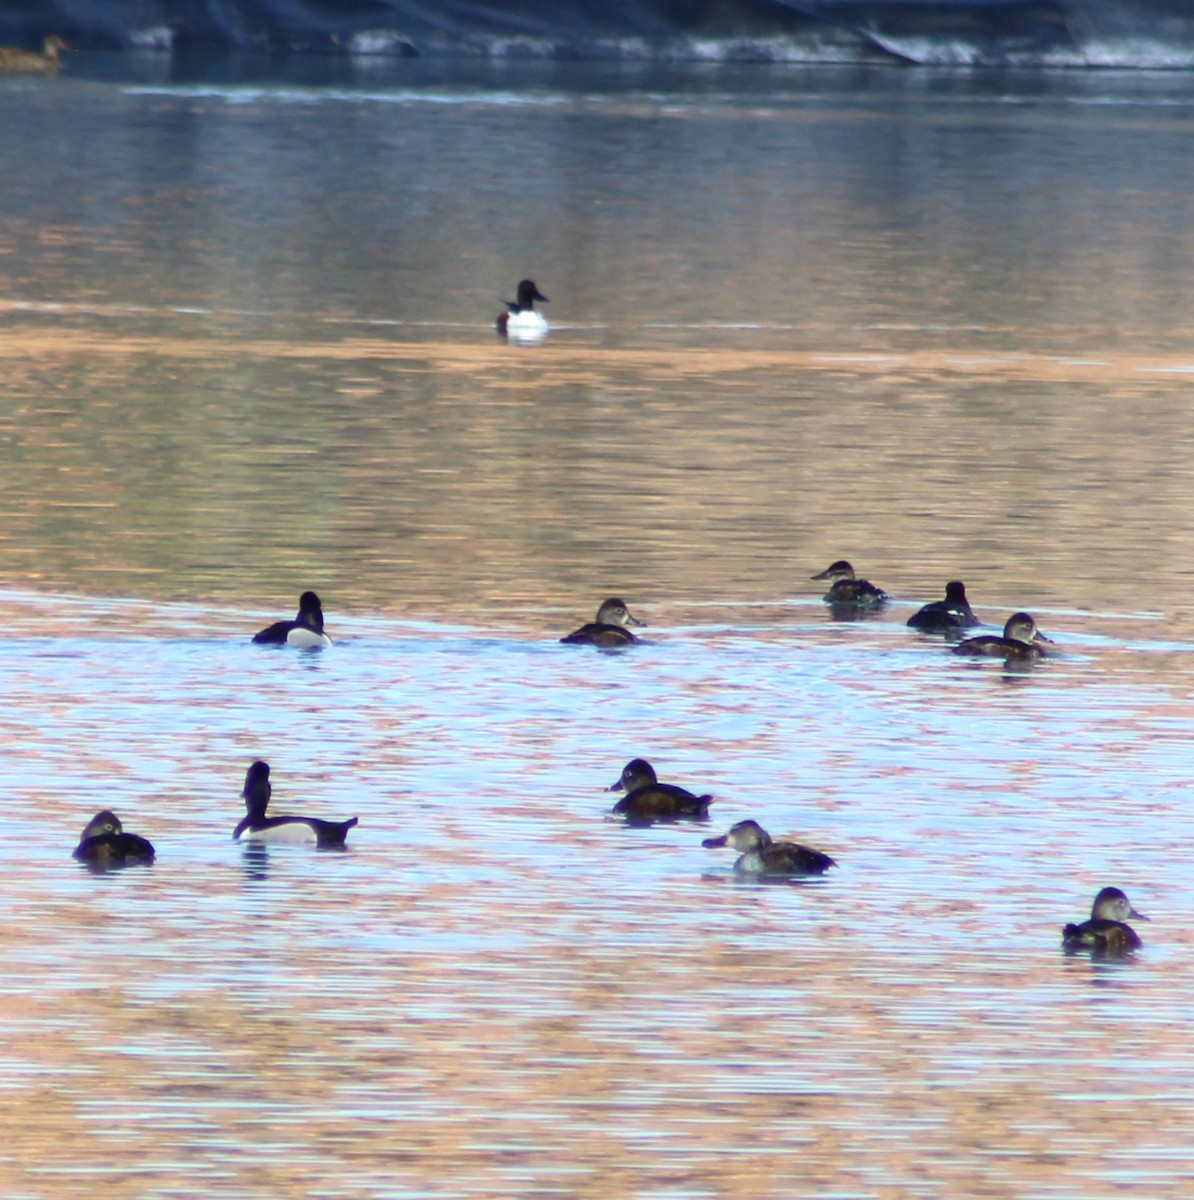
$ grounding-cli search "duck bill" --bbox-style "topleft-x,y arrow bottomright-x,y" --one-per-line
701,834 -> 729,849
1130,907 -> 1150,922
1033,631 -> 1055,644
625,614 -> 646,627
605,778 -> 626,793
810,569 -> 831,581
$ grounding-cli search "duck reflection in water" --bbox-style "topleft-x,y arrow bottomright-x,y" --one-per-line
240,841 -> 272,881
606,758 -> 712,824
1063,887 -> 1149,956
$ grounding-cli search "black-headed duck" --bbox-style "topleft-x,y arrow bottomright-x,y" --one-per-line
702,819 -> 835,876
234,761 -> 358,847
561,598 -> 645,647
606,758 -> 711,822
907,580 -> 979,632
496,279 -> 548,341
954,612 -> 1052,660
252,590 -> 332,649
0,35 -> 68,72
73,810 -> 155,867
811,560 -> 889,608
1063,887 -> 1148,954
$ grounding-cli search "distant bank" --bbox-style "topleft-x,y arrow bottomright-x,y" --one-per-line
2,0 -> 1194,68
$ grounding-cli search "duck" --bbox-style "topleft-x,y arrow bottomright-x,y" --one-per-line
251,590 -> 332,649
811,560 -> 889,608
233,761 -> 358,847
954,612 -> 1052,660
1063,887 -> 1148,953
496,279 -> 548,341
702,819 -> 835,876
560,598 -> 645,647
73,810 -> 155,867
606,758 -> 712,823
0,34 -> 69,73
907,580 -> 979,632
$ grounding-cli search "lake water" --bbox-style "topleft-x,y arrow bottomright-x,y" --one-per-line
2,55 -> 1194,1197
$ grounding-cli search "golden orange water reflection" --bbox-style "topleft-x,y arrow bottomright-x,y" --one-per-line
5,67 -> 1194,1197
2,324 -> 1194,642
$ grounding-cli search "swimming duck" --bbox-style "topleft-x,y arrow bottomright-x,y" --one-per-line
702,819 -> 835,876
606,758 -> 712,822
496,279 -> 548,341
251,591 -> 332,649
811,560 -> 889,608
954,612 -> 1052,660
560,598 -> 645,647
73,810 -> 155,867
907,580 -> 979,632
1063,886 -> 1148,953
0,34 -> 68,72
233,761 -> 358,847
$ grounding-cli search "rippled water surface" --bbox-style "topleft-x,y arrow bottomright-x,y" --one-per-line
3,58 -> 1194,1197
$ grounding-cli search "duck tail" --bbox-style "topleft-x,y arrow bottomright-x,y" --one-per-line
315,816 -> 359,848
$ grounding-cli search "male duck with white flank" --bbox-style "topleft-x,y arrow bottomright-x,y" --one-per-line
1063,887 -> 1148,954
234,761 -> 358,847
606,758 -> 712,823
560,598 -> 645,647
0,34 -> 68,72
251,590 -> 332,649
907,580 -> 980,633
811,560 -> 889,608
954,612 -> 1052,660
702,819 -> 835,876
496,279 -> 548,341
73,810 -> 155,867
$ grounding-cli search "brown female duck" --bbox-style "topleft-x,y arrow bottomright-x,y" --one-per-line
702,819 -> 835,876
73,810 -> 155,867
954,612 -> 1052,660
1063,887 -> 1148,954
811,560 -> 889,608
561,598 -> 645,647
0,35 -> 69,72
